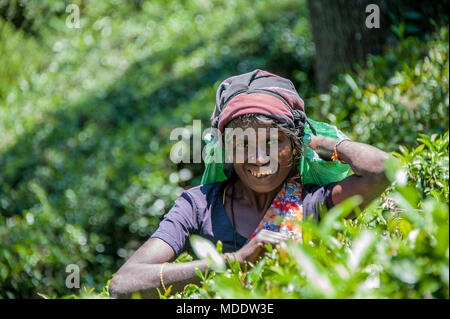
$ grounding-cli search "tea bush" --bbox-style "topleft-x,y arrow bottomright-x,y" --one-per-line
0,0 -> 448,299
306,27 -> 449,152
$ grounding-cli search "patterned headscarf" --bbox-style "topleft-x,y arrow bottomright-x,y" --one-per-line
211,69 -> 314,134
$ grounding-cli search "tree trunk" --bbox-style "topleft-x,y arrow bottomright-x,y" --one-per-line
307,0 -> 389,92
307,0 -> 447,92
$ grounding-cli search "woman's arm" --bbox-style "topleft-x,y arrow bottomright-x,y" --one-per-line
309,135 -> 391,212
109,231 -> 288,298
108,238 -> 209,298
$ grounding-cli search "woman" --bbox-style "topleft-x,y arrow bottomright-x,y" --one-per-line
109,69 -> 391,298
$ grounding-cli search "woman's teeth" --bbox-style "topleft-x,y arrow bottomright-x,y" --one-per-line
249,169 -> 276,178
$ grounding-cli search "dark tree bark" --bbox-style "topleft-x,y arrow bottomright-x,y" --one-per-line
307,0 -> 448,92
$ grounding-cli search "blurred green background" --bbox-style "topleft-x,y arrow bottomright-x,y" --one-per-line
0,0 -> 448,298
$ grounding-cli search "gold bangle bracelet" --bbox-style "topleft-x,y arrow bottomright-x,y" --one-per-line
159,262 -> 169,293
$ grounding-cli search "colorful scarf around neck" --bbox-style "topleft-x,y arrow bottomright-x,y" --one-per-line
248,179 -> 304,243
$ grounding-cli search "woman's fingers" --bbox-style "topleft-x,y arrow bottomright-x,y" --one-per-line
260,229 -> 289,240
258,230 -> 285,242
257,229 -> 289,244
237,230 -> 290,265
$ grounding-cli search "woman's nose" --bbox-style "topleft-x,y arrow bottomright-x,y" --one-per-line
254,145 -> 270,166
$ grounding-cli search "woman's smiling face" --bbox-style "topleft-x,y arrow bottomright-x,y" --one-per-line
227,123 -> 294,194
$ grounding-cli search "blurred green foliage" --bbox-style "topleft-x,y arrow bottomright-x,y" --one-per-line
0,0 -> 448,299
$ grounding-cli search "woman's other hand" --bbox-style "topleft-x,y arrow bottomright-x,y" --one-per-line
309,135 -> 334,160
225,229 -> 288,266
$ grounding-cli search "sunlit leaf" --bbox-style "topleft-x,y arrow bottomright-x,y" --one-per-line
287,241 -> 334,297
347,231 -> 376,271
190,235 -> 226,272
